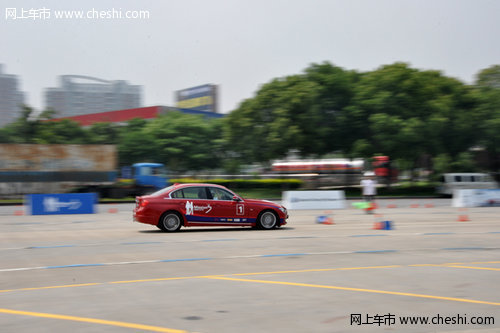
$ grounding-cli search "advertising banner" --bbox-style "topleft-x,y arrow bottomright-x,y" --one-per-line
175,84 -> 218,113
26,193 -> 97,215
452,189 -> 500,207
282,190 -> 346,210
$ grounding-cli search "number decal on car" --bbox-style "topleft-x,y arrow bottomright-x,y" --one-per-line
236,204 -> 244,215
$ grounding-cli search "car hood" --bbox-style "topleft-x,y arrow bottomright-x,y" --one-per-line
243,198 -> 282,208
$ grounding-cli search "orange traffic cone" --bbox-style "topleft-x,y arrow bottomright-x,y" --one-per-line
316,215 -> 334,225
457,208 -> 470,221
372,214 -> 384,230
13,206 -> 24,216
372,214 -> 394,230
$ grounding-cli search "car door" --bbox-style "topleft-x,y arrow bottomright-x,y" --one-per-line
174,186 -> 215,224
207,186 -> 247,224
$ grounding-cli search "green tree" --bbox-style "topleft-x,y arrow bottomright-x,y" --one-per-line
35,119 -> 88,144
145,112 -> 223,172
86,122 -> 120,144
474,65 -> 500,173
344,63 -> 479,173
476,65 -> 500,89
7,105 -> 40,143
225,62 -> 358,163
450,152 -> 478,172
118,131 -> 158,166
114,118 -> 153,166
432,153 -> 452,176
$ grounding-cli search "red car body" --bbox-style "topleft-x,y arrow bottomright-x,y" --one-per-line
133,183 -> 288,232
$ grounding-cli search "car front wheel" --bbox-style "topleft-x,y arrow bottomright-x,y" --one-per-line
158,212 -> 182,232
257,210 -> 278,230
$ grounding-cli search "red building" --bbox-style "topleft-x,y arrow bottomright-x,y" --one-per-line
50,106 -> 223,126
50,106 -> 162,126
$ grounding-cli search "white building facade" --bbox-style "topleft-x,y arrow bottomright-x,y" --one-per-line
45,75 -> 142,117
0,64 -> 26,127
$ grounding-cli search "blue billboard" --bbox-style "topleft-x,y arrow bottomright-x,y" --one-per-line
26,193 -> 97,215
175,84 -> 218,113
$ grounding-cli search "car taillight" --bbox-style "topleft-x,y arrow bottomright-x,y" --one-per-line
136,198 -> 149,208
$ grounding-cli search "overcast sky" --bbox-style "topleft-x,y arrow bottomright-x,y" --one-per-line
1,0 -> 499,113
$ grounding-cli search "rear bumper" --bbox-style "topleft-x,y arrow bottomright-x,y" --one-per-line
133,209 -> 158,226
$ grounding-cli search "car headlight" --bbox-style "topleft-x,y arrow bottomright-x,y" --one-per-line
279,206 -> 287,214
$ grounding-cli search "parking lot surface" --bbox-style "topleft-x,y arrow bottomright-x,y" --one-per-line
1,199 -> 499,332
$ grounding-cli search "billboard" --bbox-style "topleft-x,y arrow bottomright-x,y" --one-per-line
452,189 -> 500,207
26,193 -> 97,215
175,84 -> 218,113
0,144 -> 117,171
282,190 -> 346,210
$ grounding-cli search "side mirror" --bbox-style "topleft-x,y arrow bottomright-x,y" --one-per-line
232,196 -> 242,202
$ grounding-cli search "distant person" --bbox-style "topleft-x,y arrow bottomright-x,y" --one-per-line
361,174 -> 377,203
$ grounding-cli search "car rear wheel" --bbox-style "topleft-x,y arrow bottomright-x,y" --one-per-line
257,210 -> 278,230
158,212 -> 182,232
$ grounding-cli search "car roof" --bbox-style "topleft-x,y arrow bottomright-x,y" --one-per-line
171,183 -> 229,189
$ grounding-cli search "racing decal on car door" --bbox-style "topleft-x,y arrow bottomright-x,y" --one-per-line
186,201 -> 194,215
185,201 -> 212,214
236,203 -> 244,215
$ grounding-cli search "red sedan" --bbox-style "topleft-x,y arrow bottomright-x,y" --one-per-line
133,183 -> 288,232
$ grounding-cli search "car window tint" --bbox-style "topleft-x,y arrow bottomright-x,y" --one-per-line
197,188 -> 208,199
179,187 -> 206,199
208,187 -> 233,200
171,190 -> 184,198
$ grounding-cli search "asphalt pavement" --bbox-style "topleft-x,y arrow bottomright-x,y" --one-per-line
0,198 -> 499,332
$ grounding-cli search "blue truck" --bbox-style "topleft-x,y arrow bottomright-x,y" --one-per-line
113,162 -> 168,198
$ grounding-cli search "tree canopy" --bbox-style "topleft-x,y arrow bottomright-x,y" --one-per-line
225,62 -> 499,174
1,62 -> 499,175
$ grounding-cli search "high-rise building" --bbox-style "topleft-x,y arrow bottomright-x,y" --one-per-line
0,64 -> 26,127
45,75 -> 142,117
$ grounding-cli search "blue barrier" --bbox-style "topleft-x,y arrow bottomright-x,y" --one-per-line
26,193 -> 97,215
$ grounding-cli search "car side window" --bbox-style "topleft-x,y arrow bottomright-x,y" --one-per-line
208,187 -> 233,201
176,187 -> 207,199
171,189 -> 184,198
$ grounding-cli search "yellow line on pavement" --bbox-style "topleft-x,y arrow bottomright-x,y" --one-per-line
109,276 -> 202,284
0,278 -> 204,293
0,261 -> 497,295
231,265 -> 401,276
0,267 -> 401,294
445,265 -> 500,271
468,261 -> 500,264
442,261 -> 500,265
0,308 -> 187,333
205,276 -> 500,306
0,283 -> 100,293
